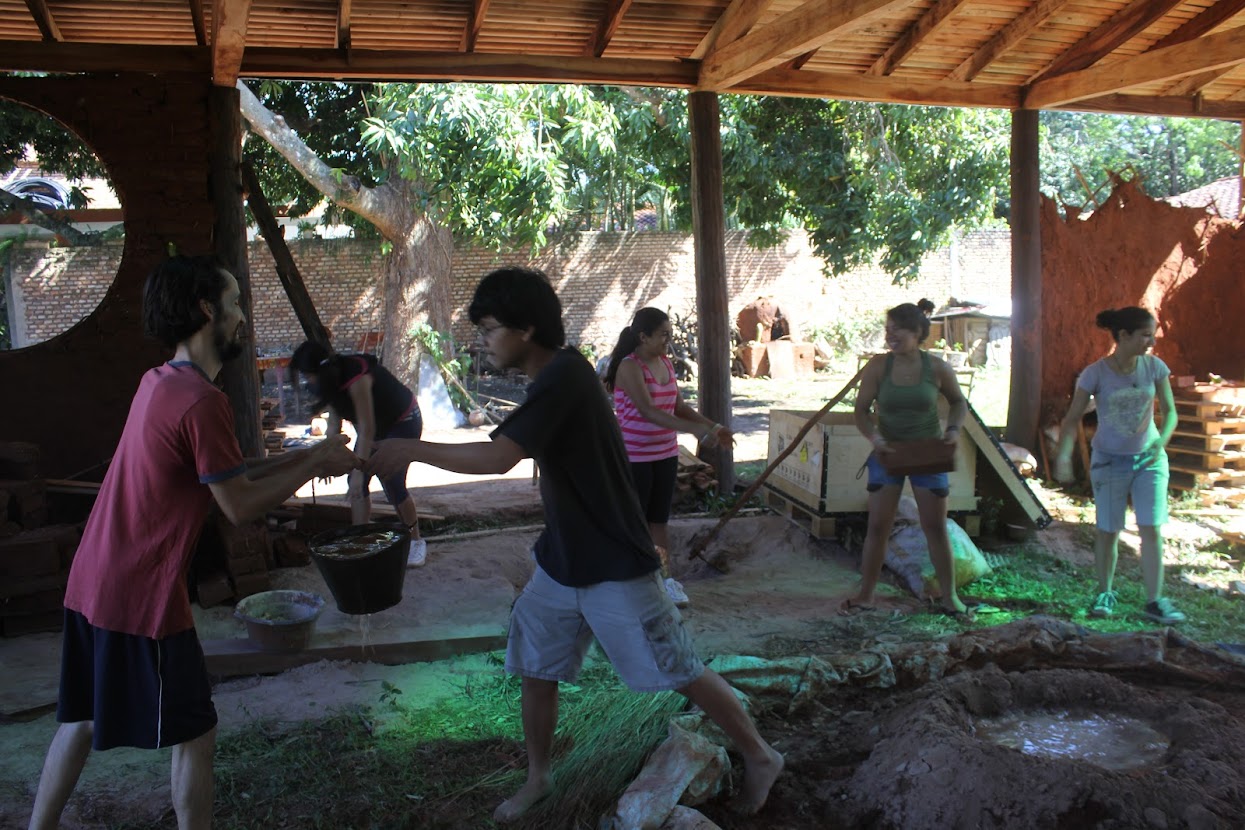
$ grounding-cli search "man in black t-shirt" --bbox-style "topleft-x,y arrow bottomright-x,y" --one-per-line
367,267 -> 782,824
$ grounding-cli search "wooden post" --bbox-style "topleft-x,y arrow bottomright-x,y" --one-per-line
241,162 -> 332,349
688,91 -> 734,495
210,84 -> 263,459
1005,108 -> 1041,454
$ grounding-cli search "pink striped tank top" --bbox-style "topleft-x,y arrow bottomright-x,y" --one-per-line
613,353 -> 680,462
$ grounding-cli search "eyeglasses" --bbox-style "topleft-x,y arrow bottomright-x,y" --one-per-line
476,322 -> 506,339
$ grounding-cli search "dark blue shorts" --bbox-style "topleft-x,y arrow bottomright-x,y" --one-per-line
864,452 -> 950,498
57,609 -> 217,750
376,409 -> 424,508
630,456 -> 679,524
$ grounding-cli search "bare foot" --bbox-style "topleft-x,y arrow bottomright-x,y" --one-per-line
836,597 -> 877,617
493,776 -> 552,824
735,746 -> 784,815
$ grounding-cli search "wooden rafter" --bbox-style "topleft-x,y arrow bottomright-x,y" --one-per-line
1154,0 -> 1245,96
734,66 -> 1019,108
189,0 -> 207,46
868,0 -> 967,77
700,0 -> 913,90
23,0 -> 62,42
1025,25 -> 1245,109
785,49 -> 817,71
460,0 -> 490,53
1050,92 -> 1245,120
587,0 -> 634,58
212,0 -> 252,87
947,0 -> 1072,82
337,0 -> 352,51
691,0 -> 772,61
1030,0 -> 1185,82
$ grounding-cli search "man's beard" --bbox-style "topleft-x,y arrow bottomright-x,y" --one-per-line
214,319 -> 245,362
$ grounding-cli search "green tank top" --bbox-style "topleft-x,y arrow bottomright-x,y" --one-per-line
876,352 -> 942,441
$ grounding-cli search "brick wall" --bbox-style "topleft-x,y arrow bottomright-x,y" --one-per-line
12,228 -> 1011,354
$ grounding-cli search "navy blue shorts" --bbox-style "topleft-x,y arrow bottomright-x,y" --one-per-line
630,456 -> 679,524
376,409 -> 424,508
57,609 -> 217,750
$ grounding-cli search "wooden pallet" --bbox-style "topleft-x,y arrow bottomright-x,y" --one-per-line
763,488 -> 836,539
1176,415 -> 1245,435
1170,430 -> 1245,452
1169,468 -> 1245,490
1175,399 -> 1245,418
1174,383 -> 1245,403
1167,449 -> 1245,471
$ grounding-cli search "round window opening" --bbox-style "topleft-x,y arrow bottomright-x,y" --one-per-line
1,98 -> 123,351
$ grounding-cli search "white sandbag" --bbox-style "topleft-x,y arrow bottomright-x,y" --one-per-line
416,353 -> 465,429
884,497 -> 992,599
610,721 -> 730,830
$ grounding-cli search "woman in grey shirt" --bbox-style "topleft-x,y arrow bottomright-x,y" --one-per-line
1053,307 -> 1182,624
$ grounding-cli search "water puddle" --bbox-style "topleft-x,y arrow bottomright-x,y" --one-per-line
974,710 -> 1169,770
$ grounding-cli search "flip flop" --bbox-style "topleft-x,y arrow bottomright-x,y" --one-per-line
837,599 -> 878,617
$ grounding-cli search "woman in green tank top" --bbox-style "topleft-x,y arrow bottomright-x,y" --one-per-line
841,299 -> 971,618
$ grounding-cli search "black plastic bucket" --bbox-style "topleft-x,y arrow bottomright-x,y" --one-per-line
309,523 -> 409,615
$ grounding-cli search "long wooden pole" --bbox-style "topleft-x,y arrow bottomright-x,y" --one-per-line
1005,108 -> 1042,454
688,366 -> 866,561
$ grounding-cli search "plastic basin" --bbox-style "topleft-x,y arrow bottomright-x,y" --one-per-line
234,589 -> 326,653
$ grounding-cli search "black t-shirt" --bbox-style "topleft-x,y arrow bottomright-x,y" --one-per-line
494,347 -> 659,587
328,354 -> 416,436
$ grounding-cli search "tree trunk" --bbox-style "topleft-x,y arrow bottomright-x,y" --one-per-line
381,213 -> 454,389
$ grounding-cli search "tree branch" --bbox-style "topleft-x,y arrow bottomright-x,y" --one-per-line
0,186 -> 104,246
235,80 -> 404,238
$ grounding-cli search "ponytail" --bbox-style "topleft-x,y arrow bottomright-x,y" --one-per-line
604,327 -> 641,392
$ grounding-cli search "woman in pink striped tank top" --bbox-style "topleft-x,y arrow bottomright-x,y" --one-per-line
605,308 -> 731,605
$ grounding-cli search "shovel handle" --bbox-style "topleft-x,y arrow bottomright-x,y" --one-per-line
688,365 -> 867,560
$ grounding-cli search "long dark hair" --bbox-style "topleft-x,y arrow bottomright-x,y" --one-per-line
1095,306 -> 1154,342
886,298 -> 935,343
604,307 -> 669,392
468,267 -> 566,349
291,340 -> 344,410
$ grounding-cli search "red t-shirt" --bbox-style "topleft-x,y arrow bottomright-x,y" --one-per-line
63,362 -> 246,639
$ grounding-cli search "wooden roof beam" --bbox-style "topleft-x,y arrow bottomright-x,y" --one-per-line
1030,0 -> 1185,82
733,67 -> 1019,108
947,0 -> 1072,82
337,0 -> 352,51
1051,92 -> 1245,121
189,0 -> 207,46
1154,0 -> 1245,95
1025,25 -> 1245,108
700,0 -> 914,90
587,0 -> 634,58
212,0 -> 252,87
691,0 -> 772,61
24,0 -> 62,42
460,0 -> 490,53
868,0 -> 968,77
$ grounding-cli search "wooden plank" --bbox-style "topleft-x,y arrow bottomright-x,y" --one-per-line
1170,431 -> 1245,452
700,0 -> 911,90
23,0 -> 62,42
459,0 -> 488,52
735,67 -> 1019,108
1149,0 -> 1245,52
1174,383 -> 1245,403
1175,399 -> 1245,418
190,0 -> 207,46
868,0 -> 969,77
202,633 -> 508,678
1177,416 -> 1245,435
587,0 -> 634,57
963,401 -> 1052,528
947,0 -> 1073,82
1025,26 -> 1245,109
690,0 -> 772,60
338,0 -> 352,50
1030,0 -> 1186,82
763,489 -> 836,539
1167,448 -> 1245,470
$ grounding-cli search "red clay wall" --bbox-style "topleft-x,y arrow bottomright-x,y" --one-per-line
1040,179 -> 1245,424
0,74 -> 215,478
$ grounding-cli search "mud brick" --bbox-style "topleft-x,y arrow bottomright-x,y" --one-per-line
196,572 -> 234,609
0,527 -> 72,580
218,518 -> 270,560
0,574 -> 65,601
0,587 -> 66,617
225,552 -> 267,578
231,572 -> 271,599
0,442 -> 39,480
273,533 -> 311,568
0,479 -> 47,528
1,611 -> 64,637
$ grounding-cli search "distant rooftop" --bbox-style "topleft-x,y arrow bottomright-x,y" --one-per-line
1164,177 -> 1242,220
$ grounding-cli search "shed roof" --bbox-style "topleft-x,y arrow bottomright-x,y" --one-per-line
2,1 -> 1245,119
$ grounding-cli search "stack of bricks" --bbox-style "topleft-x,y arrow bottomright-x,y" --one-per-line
195,514 -> 274,608
1169,379 -> 1245,502
261,399 -> 285,456
0,441 -> 80,636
